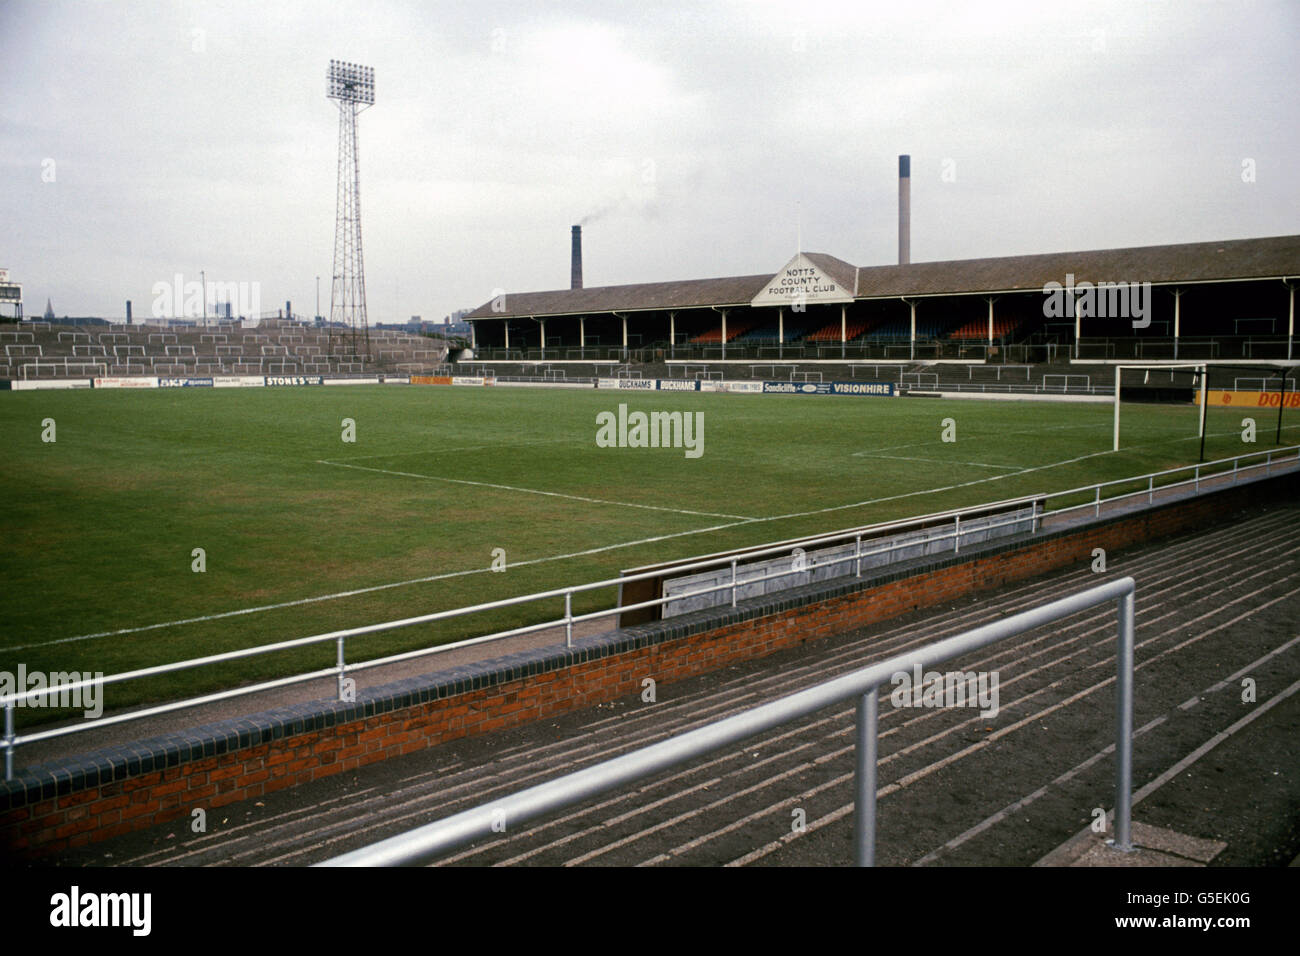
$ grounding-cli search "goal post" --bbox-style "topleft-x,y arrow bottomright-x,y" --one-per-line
1112,363 -> 1206,452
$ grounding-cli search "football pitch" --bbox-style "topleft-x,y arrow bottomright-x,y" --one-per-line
0,384 -> 1292,719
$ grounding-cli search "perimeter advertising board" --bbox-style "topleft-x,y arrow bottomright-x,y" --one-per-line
763,381 -> 895,396
1197,389 -> 1300,408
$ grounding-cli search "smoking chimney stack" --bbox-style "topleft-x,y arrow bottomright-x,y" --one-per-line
571,225 -> 583,290
898,154 -> 910,266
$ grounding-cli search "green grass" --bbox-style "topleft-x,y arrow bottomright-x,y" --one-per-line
0,385 -> 1293,724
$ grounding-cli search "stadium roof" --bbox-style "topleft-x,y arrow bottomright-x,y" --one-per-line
467,234 -> 1300,320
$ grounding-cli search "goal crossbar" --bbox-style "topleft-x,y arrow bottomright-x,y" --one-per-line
1113,363 -> 1206,452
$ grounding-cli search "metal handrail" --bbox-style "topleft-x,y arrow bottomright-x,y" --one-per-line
1041,445 -> 1300,519
3,444 -> 1294,779
0,499 -> 1043,776
316,577 -> 1137,867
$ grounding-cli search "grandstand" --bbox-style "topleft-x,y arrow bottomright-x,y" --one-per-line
464,234 -> 1298,369
0,319 -> 447,381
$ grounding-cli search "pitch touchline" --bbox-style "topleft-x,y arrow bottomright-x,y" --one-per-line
316,459 -> 756,521
21,440 -> 1279,651
0,520 -> 753,652
17,448 -> 1099,650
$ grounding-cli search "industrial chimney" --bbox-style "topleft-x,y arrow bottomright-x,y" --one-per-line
898,154 -> 910,266
571,225 -> 583,290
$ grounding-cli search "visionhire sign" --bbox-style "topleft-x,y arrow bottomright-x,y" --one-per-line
750,253 -> 854,308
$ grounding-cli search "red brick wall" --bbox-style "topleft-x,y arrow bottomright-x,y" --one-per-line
0,478 -> 1280,857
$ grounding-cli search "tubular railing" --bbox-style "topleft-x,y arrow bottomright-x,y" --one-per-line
316,577 -> 1137,867
0,494 -> 1045,779
1040,444 -> 1300,521
3,444 -> 1295,780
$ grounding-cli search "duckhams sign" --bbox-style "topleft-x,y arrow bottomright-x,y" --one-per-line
750,253 -> 854,308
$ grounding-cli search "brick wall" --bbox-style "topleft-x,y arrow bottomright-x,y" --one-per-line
1,470 -> 1293,858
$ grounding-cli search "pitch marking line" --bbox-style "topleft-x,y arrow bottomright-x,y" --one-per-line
22,442 -> 1295,652
316,459 -> 757,521
875,455 -> 1021,470
759,447 -> 1117,523
0,519 -> 751,652
853,421 -> 1106,457
324,438 -> 575,462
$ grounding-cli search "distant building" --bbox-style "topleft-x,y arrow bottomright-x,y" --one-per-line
43,298 -> 55,321
0,269 -> 21,320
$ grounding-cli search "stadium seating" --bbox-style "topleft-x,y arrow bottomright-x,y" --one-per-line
948,317 -> 1021,340
734,325 -> 806,344
690,320 -> 755,344
1,319 -> 450,379
806,320 -> 871,342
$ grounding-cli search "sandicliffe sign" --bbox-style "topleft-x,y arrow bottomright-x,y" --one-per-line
764,381 -> 830,394
764,380 -> 894,396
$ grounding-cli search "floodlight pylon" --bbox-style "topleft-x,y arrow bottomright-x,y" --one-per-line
327,60 -> 375,358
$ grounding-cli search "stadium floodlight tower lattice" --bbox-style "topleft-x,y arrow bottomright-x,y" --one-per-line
327,59 -> 375,358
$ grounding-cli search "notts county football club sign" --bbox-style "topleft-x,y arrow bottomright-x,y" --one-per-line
750,252 -> 854,308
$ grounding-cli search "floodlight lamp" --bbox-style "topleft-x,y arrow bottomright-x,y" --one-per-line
327,59 -> 376,105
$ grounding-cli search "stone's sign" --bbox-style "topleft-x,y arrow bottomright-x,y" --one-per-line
751,252 -> 854,308
264,375 -> 323,386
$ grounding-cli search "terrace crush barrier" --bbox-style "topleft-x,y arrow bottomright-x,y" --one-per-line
0,455 -> 1296,857
319,576 -> 1137,867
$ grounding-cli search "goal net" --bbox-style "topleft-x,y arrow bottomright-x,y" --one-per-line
1114,363 -> 1298,458
1112,363 -> 1206,453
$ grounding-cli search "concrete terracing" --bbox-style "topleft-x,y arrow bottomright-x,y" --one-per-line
0,321 -> 448,380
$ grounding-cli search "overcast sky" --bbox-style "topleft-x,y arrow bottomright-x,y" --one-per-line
2,0 -> 1297,322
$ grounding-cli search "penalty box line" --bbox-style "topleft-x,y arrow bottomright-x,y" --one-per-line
316,459 -> 758,522
24,431 -> 1294,653
323,437 -> 577,462
17,445 -> 1128,653
2,519 -> 755,652
874,455 -> 1021,470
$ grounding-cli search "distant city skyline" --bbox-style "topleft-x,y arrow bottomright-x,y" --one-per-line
2,0 -> 1297,323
